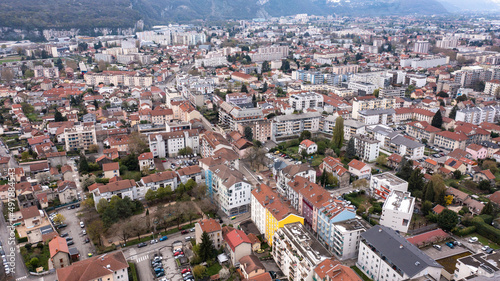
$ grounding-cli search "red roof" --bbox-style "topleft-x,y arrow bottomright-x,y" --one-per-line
49,236 -> 69,257
300,139 -> 316,148
224,229 -> 251,252
406,229 -> 449,247
432,204 -> 445,214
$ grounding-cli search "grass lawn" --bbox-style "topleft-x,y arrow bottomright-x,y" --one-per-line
466,234 -> 500,249
345,193 -> 371,209
311,155 -> 325,167
206,263 -> 222,276
20,244 -> 51,271
436,252 -> 472,274
0,56 -> 21,63
351,266 -> 371,281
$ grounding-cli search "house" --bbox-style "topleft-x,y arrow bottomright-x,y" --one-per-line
91,180 -> 137,209
137,171 -> 178,197
466,143 -> 488,160
103,162 -> 120,179
239,255 -> 266,280
379,190 -> 415,233
314,259 -> 362,281
319,157 -> 350,187
49,236 -> 71,269
473,169 -> 496,184
0,156 -> 10,177
357,225 -> 442,281
138,152 -> 155,171
298,139 -> 318,155
489,190 -> 500,206
21,206 -> 41,229
247,233 -> 261,252
57,181 -> 77,204
423,158 -> 439,173
195,218 -> 222,249
224,229 -> 252,265
454,252 -> 500,280
176,165 -> 203,184
444,158 -> 466,174
347,159 -> 371,179
56,251 -> 129,281
432,204 -> 446,215
369,173 -> 408,200
387,153 -> 402,169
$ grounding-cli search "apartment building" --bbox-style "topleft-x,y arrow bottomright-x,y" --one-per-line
353,134 -> 380,162
248,45 -> 289,62
413,41 -> 430,54
358,109 -> 395,125
289,92 -> 324,111
455,106 -> 496,125
370,173 -> 408,200
136,171 -> 178,198
318,157 -> 350,187
271,112 -> 322,142
350,71 -> 391,89
200,131 -> 232,158
343,119 -> 366,141
63,125 -> 97,151
194,51 -> 228,67
314,259 -> 362,281
148,130 -> 200,158
91,180 -> 137,209
251,184 -> 304,246
276,164 -> 316,197
218,101 -> 264,131
454,66 -> 486,88
357,226 -> 442,281
352,96 -> 395,120
208,164 -> 251,216
434,131 -> 469,150
328,219 -> 371,260
84,71 -> 153,87
379,190 -> 415,233
331,64 -> 359,75
195,218 -> 222,249
454,252 -> 500,280
390,135 -> 425,160
272,222 -> 330,281
56,251 -> 129,281
236,119 -> 272,143
405,121 -> 441,144
484,80 -> 500,95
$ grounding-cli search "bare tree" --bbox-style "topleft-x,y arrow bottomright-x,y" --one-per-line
128,132 -> 148,155
244,146 -> 266,170
198,198 -> 217,215
117,221 -> 133,245
0,69 -> 14,83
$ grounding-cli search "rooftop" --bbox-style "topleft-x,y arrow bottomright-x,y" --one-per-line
383,190 -> 415,213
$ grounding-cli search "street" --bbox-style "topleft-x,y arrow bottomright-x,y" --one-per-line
0,203 -> 28,281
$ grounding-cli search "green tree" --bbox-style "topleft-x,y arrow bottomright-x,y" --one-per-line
437,209 -> 459,231
193,265 -> 207,278
346,138 -> 356,159
424,181 -> 435,202
261,81 -> 268,93
96,198 -> 109,214
199,231 -> 215,261
478,180 -> 492,192
449,105 -> 458,119
53,214 -> 66,224
421,200 -> 433,215
408,169 -> 424,193
54,109 -> 66,122
299,130 -> 311,142
79,155 -> 89,173
431,110 -> 443,128
262,61 -> 270,73
481,201 -> 495,216
145,189 -> 157,202
376,155 -> 387,167
396,158 -> 413,181
373,89 -> 379,98
241,84 -> 248,93
244,126 -> 253,141
331,117 -> 344,149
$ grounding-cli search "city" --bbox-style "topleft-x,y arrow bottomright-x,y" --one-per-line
0,4 -> 500,281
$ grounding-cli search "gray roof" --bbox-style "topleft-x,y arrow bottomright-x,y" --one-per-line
273,161 -> 288,171
358,108 -> 395,116
361,226 -> 442,278
391,135 -> 425,149
344,119 -> 366,129
274,112 -> 322,122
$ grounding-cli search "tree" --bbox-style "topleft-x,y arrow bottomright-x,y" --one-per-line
87,219 -> 104,246
346,138 -> 356,159
299,130 -> 311,142
396,158 -> 413,180
421,200 -> 433,215
437,209 -> 459,231
199,231 -> 216,261
424,181 -> 435,202
430,174 -> 446,205
444,195 -> 454,206
262,61 -> 270,73
376,155 -> 387,167
352,179 -> 369,190
79,155 -> 89,173
408,169 -> 424,193
178,146 -> 193,156
482,160 -> 498,174
431,110 -> 443,128
453,170 -> 462,180
241,84 -> 248,93
128,132 -> 148,155
53,214 -> 66,224
261,81 -> 268,93
93,100 -> 99,109
245,147 -> 266,170
481,201 -> 495,216
193,265 -> 207,278
373,89 -> 379,98
331,117 -> 344,149
450,105 -> 458,119
244,126 -> 253,141
117,221 -> 133,245
478,180 -> 492,192
88,144 -> 99,154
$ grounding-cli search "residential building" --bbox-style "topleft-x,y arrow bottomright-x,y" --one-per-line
484,80 -> 500,95
289,92 -> 324,111
138,152 -> 155,171
390,135 -> 425,160
239,255 -> 267,279
49,236 -> 70,269
413,41 -> 430,54
454,252 -> 500,280
84,70 -> 153,87
353,134 -> 380,162
298,140 -> 318,155
103,162 -> 120,179
276,164 -> 316,197
208,164 -> 251,216
434,131 -> 469,150
357,225 -> 442,281
201,131 -> 232,158
405,121 -> 441,144
56,251 -> 129,281
271,112 -> 322,142
343,120 -> 366,141
328,219 -> 371,260
272,222 -> 329,281
176,165 -> 203,184
347,159 -> 371,179
358,109 -> 395,125
248,46 -> 289,62
319,157 -> 350,187
352,96 -> 395,120
148,129 -> 200,158
313,259 -> 362,281
370,173 -> 408,200
224,229 -> 252,265
466,143 -> 488,160
218,101 -> 264,131
251,183 -> 304,246
91,180 -> 137,209
456,106 -> 496,125
195,218 -> 222,249
63,125 -> 97,151
379,190 -> 415,233
237,119 -> 272,143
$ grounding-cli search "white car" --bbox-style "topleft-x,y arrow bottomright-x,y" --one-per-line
468,237 -> 478,243
80,221 -> 85,228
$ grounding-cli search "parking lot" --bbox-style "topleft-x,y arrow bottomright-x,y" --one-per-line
422,241 -> 470,260
157,155 -> 200,171
48,206 -> 95,260
127,230 -> 194,281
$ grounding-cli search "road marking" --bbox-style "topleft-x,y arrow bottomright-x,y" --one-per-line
136,254 -> 149,263
16,276 -> 27,281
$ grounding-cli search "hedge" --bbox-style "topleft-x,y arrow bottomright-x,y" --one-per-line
469,216 -> 500,245
128,262 -> 139,281
455,226 -> 476,237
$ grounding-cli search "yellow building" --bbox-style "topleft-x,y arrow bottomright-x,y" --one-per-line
251,184 -> 304,246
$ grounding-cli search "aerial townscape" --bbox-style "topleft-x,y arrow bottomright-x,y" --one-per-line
2,1 -> 500,281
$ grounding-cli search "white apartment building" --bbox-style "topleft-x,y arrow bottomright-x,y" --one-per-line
350,71 -> 391,89
63,125 -> 97,151
352,96 -> 395,119
331,219 -> 371,260
91,180 -> 138,209
437,37 -> 459,49
357,226 -> 442,281
370,173 -> 408,200
289,92 -> 324,111
353,134 -> 380,162
209,164 -> 251,216
271,112 -> 322,142
399,56 -> 448,69
413,41 -> 430,54
379,190 -> 415,233
358,109 -> 395,125
272,222 -> 329,281
248,46 -> 289,62
390,135 -> 425,160
331,64 -> 359,75
148,129 -> 200,158
136,170 -> 178,198
218,102 -> 264,131
484,80 -> 500,95
455,106 -> 496,125
194,51 -> 228,67
343,119 -> 366,141
84,71 -> 153,87
348,82 -> 377,95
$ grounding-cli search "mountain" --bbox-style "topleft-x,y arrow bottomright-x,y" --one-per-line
436,0 -> 500,12
0,0 -> 448,30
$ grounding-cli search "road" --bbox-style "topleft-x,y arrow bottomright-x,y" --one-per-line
0,202 -> 29,281
0,140 -> 18,168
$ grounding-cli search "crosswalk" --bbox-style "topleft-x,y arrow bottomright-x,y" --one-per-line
16,276 -> 27,281
135,254 -> 149,263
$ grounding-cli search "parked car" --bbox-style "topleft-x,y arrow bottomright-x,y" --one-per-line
190,228 -> 195,232
469,237 -> 478,243
156,271 -> 165,278
150,239 -> 158,244
433,245 -> 442,251
181,230 -> 189,235
183,272 -> 193,278
65,237 -> 73,241
137,242 -> 147,248
159,236 -> 168,241
67,241 -> 74,246
174,251 -> 184,256
60,233 -> 69,238
185,236 -> 192,241
445,242 -> 454,248
80,221 -> 85,228
84,237 -> 90,243
181,268 -> 191,274
482,245 -> 491,251
57,224 -> 67,229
